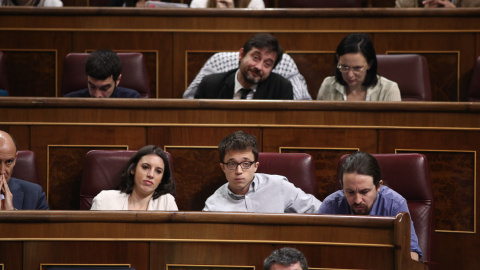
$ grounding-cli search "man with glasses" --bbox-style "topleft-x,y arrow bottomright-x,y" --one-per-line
203,130 -> 321,213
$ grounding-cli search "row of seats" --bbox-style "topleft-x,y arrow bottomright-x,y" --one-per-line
15,149 -> 435,266
0,50 -> 478,101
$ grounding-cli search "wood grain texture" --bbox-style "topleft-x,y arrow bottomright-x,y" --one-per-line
0,99 -> 479,268
1,9 -> 479,100
0,211 -> 423,270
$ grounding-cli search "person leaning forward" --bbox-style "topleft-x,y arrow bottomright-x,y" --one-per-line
203,130 -> 321,213
0,130 -> 49,210
194,33 -> 294,100
318,151 -> 422,261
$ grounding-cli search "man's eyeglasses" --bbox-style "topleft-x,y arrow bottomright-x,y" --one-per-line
222,161 -> 255,170
337,64 -> 367,74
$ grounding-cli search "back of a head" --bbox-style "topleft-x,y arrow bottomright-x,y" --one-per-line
218,131 -> 259,163
242,33 -> 283,68
85,49 -> 122,81
334,33 -> 378,87
263,247 -> 308,270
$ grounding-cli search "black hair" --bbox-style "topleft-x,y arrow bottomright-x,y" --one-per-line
218,131 -> 258,163
340,151 -> 382,188
242,33 -> 283,68
119,145 -> 175,199
85,49 -> 122,82
263,247 -> 308,270
334,33 -> 378,88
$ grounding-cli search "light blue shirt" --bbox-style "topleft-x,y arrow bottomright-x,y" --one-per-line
318,185 -> 422,258
203,173 -> 321,213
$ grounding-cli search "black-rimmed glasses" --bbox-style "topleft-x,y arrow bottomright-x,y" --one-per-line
222,161 -> 255,170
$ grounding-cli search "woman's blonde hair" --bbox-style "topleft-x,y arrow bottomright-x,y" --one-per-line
207,0 -> 251,7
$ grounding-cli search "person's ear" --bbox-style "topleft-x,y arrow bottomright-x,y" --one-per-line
239,48 -> 245,61
376,180 -> 383,192
115,74 -> 122,86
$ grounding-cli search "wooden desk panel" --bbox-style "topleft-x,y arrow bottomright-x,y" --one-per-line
0,211 -> 423,270
0,98 -> 479,268
1,8 -> 480,100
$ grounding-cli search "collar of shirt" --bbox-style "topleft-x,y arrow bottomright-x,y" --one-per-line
334,76 -> 383,101
226,174 -> 258,200
234,69 -> 257,99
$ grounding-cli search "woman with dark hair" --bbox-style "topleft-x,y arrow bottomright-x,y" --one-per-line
91,145 -> 178,211
190,0 -> 265,8
316,33 -> 401,101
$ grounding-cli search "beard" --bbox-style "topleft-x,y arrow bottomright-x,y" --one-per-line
351,203 -> 369,215
241,67 -> 263,85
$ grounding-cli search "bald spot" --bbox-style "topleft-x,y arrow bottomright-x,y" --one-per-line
0,131 -> 17,156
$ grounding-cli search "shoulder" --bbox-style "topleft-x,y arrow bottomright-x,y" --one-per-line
202,69 -> 236,82
248,0 -> 265,8
205,183 -> 229,202
377,76 -> 399,90
9,177 -> 43,191
94,190 -> 125,200
378,186 -> 406,202
43,0 -> 63,6
64,88 -> 90,97
189,0 -> 207,7
318,190 -> 348,214
113,87 -> 141,98
265,72 -> 292,85
152,193 -> 178,211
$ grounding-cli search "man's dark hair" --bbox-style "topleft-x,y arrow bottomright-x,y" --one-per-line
242,33 -> 283,68
334,33 -> 378,88
263,247 -> 308,270
119,145 -> 175,199
340,151 -> 382,188
218,130 -> 258,163
85,49 -> 122,81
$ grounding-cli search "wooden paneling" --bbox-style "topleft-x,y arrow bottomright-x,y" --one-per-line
24,242 -> 149,270
30,126 -> 146,194
1,99 -> 480,268
1,9 -> 479,100
0,211 -> 424,270
48,145 -> 127,210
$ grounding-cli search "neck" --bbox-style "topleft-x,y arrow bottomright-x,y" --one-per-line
128,189 -> 153,210
237,71 -> 253,89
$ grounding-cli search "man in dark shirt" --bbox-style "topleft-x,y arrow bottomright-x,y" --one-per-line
194,33 -> 293,100
65,49 -> 140,98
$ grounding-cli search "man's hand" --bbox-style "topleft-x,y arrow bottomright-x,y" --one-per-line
422,0 -> 456,7
0,174 -> 14,210
216,0 -> 234,8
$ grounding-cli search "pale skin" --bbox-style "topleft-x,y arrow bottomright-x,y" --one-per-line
216,0 -> 234,8
0,131 -> 17,211
270,262 -> 303,270
87,74 -> 122,98
337,53 -> 371,101
220,150 -> 259,195
342,172 -> 418,261
423,0 -> 456,7
237,47 -> 277,89
128,154 -> 165,210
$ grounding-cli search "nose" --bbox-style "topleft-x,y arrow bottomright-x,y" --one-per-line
353,194 -> 362,204
147,169 -> 154,178
235,164 -> 243,174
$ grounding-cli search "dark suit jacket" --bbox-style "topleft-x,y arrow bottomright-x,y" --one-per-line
8,177 -> 49,210
64,87 -> 141,98
194,69 -> 293,99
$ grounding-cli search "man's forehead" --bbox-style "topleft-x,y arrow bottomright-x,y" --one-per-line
224,149 -> 255,160
249,47 -> 277,58
87,76 -> 115,86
